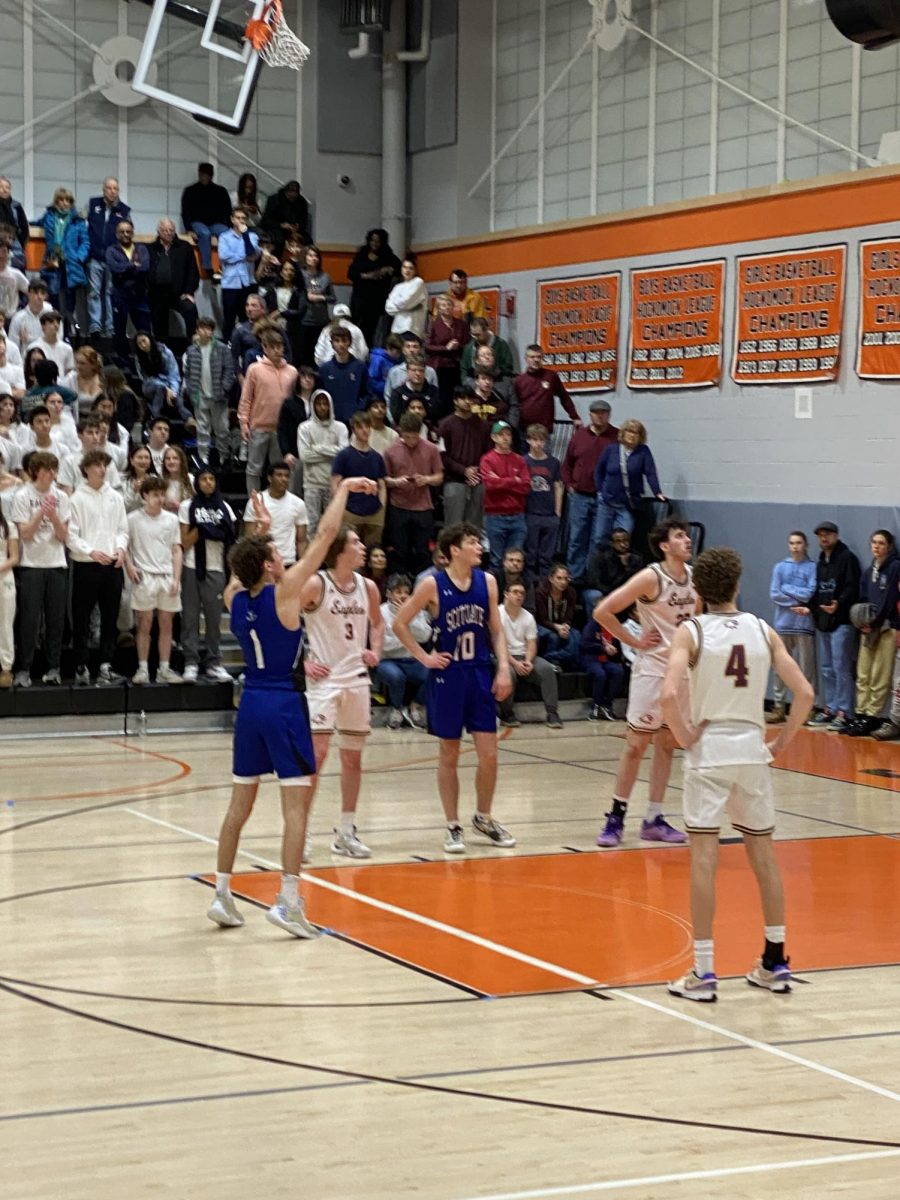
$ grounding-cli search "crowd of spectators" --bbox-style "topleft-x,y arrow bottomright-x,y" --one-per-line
6,165 -> 890,739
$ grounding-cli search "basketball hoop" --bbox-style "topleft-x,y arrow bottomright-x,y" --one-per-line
245,0 -> 310,70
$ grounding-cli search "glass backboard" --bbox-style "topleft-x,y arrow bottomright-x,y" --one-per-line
131,0 -> 266,133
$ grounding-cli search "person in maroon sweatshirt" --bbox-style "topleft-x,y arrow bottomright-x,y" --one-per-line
425,292 -> 469,420
439,386 -> 493,527
513,345 -> 582,432
561,397 -> 619,585
480,419 -> 531,572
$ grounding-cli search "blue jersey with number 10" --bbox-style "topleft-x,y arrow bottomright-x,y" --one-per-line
231,584 -> 303,691
433,569 -> 492,669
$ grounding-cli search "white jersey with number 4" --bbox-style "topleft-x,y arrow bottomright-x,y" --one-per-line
304,570 -> 370,688
635,563 -> 697,677
684,611 -> 773,769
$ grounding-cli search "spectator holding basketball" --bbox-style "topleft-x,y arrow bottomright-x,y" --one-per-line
843,530 -> 900,737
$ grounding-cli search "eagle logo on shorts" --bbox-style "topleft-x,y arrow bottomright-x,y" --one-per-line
639,712 -> 655,725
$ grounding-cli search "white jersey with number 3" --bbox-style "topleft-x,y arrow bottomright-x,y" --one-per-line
304,570 -> 370,688
635,563 -> 697,677
685,611 -> 773,769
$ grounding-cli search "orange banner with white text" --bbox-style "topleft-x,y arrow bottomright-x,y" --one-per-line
732,245 -> 846,384
626,260 -> 725,389
857,239 -> 900,379
537,273 -> 620,392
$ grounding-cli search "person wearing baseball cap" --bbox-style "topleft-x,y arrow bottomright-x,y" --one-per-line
560,397 -> 618,585
808,520 -> 860,732
480,419 -> 530,572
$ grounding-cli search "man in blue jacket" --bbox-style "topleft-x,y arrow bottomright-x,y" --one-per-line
86,178 -> 131,343
105,219 -> 151,362
766,531 -> 817,724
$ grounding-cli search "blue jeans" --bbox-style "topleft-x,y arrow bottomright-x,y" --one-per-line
484,513 -> 526,572
524,514 -> 560,582
582,588 -> 603,620
190,221 -> 229,272
87,257 -> 113,335
584,659 -> 625,706
539,625 -> 581,669
816,624 -> 857,715
374,658 -> 428,709
565,492 -> 595,584
593,499 -> 634,545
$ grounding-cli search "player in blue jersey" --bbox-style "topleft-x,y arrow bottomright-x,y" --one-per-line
207,475 -> 377,937
393,522 -> 515,854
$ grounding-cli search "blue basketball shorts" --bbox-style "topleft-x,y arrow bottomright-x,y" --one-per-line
232,687 -> 316,782
426,664 -> 497,741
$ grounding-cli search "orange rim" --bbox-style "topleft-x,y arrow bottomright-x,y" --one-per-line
245,0 -> 282,50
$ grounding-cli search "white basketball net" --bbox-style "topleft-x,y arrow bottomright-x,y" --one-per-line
250,2 -> 311,70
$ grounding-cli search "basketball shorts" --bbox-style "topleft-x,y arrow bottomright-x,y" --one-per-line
426,664 -> 497,740
626,670 -> 688,733
307,682 -> 371,737
682,763 -> 775,836
132,572 -> 181,614
233,687 -> 315,781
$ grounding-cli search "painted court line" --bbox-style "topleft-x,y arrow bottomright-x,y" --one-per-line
124,806 -> 900,1108
452,1148 -> 900,1199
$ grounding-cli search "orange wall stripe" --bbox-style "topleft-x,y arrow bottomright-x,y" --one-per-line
412,168 -> 900,284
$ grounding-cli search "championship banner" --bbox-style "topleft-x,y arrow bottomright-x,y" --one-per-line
732,245 -> 846,384
858,240 -> 900,379
477,286 -> 501,331
537,272 -> 620,392
627,260 -> 725,389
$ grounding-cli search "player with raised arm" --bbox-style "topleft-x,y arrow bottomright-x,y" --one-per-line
662,546 -> 813,1001
594,518 -> 698,847
207,475 -> 377,937
392,521 -> 515,854
298,528 -> 384,858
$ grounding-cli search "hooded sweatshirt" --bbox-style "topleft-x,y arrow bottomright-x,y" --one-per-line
296,390 -> 348,489
859,545 -> 900,630
769,555 -> 817,636
811,539 -> 861,632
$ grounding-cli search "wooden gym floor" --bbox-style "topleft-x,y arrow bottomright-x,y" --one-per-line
2,719 -> 900,1199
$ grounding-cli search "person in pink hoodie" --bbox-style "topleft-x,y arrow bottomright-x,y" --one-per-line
480,420 -> 531,572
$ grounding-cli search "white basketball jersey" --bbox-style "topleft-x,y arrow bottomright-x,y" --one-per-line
685,611 -> 773,769
304,570 -> 370,688
635,563 -> 697,676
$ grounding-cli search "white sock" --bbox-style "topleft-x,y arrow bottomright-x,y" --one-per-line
139,659 -> 148,671
215,872 -> 231,896
340,811 -> 355,835
645,801 -> 663,823
764,925 -> 786,944
694,939 -> 715,978
279,872 -> 300,903
159,659 -> 169,672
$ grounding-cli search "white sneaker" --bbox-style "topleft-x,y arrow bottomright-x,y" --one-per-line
13,671 -> 31,689
157,665 -> 183,684
266,897 -> 320,938
132,665 -> 150,685
443,823 -> 466,854
74,666 -> 91,687
207,893 -> 244,928
387,707 -> 404,730
182,664 -> 199,683
205,664 -> 233,683
331,826 -> 372,859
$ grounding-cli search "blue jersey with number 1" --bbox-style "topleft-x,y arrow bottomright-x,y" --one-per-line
433,569 -> 492,668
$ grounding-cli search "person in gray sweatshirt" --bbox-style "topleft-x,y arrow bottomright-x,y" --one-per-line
296,388 -> 347,535
767,530 -> 817,724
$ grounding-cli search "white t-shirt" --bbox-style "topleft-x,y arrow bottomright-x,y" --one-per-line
0,434 -> 21,473
500,605 -> 537,657
8,304 -> 51,355
147,442 -> 168,474
128,508 -> 180,575
0,361 -> 25,393
242,489 -> 308,563
11,481 -> 70,568
27,336 -> 75,377
179,497 -> 236,573
58,449 -> 121,492
0,266 -> 28,315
